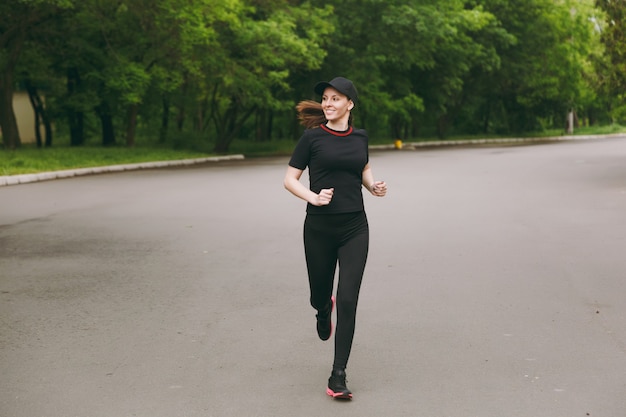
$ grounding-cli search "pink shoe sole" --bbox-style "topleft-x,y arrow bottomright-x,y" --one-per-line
326,387 -> 352,399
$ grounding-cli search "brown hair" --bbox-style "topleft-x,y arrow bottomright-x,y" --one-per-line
296,100 -> 326,129
296,100 -> 353,129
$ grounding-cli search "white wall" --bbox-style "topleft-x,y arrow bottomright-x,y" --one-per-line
14,92 -> 38,144
0,92 -> 38,144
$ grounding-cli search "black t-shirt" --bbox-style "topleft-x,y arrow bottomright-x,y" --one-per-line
289,124 -> 369,214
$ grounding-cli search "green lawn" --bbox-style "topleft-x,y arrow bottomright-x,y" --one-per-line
0,146 -> 215,176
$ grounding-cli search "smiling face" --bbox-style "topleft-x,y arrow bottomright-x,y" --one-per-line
321,87 -> 354,128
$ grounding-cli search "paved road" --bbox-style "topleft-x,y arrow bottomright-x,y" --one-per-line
1,137 -> 626,417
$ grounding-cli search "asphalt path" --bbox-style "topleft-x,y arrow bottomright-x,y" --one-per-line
1,137 -> 626,417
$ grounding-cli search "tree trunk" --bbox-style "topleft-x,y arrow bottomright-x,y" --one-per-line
213,101 -> 255,153
67,68 -> 85,146
437,114 -> 448,139
68,110 -> 85,146
97,101 -> 116,146
176,78 -> 189,131
588,108 -> 596,126
25,80 -> 42,147
255,110 -> 263,141
33,101 -> 43,147
43,110 -> 53,147
176,105 -> 186,131
125,104 -> 138,147
410,113 -> 420,138
25,80 -> 53,147
255,108 -> 273,141
566,110 -> 574,134
0,66 -> 21,149
159,96 -> 169,143
390,116 -> 402,139
482,102 -> 491,134
264,109 -> 274,141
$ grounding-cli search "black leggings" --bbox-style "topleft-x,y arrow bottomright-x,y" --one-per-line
303,211 -> 369,370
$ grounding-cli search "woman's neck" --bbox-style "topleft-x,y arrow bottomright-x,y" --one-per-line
325,120 -> 349,131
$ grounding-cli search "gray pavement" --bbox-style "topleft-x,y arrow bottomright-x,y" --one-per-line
1,136 -> 626,417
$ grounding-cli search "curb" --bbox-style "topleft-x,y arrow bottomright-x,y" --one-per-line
0,154 -> 245,187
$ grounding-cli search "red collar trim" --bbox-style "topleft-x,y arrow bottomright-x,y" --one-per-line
320,124 -> 353,137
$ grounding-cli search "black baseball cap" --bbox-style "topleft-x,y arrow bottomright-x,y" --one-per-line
314,77 -> 358,103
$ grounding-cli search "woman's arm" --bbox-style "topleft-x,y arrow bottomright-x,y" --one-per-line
362,163 -> 387,197
284,166 -> 334,206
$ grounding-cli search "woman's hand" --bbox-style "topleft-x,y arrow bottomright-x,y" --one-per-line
313,188 -> 334,206
371,181 -> 387,197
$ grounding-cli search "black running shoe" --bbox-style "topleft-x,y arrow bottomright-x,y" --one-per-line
326,369 -> 352,399
316,296 -> 335,341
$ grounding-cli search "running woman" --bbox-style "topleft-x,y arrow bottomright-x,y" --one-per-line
283,77 -> 387,399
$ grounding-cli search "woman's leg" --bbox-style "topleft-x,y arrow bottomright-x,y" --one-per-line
333,213 -> 369,371
303,215 -> 337,312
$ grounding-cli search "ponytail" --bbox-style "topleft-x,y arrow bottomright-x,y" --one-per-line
296,100 -> 326,129
295,100 -> 354,129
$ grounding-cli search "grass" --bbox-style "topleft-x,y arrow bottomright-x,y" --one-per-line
1,124 -> 624,176
562,123 -> 626,135
0,146 -> 214,176
408,124 -> 626,143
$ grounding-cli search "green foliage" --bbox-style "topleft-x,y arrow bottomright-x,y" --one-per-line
1,0 -> 620,152
596,0 -> 626,123
448,0 -> 606,135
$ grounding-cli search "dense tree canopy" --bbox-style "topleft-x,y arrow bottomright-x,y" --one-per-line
596,0 -> 626,122
0,0 -> 621,150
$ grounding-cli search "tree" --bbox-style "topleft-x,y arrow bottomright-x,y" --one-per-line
596,0 -> 626,122
0,0 -> 73,149
308,0 -> 502,138
197,1 -> 333,152
3,0 -> 615,152
460,0 -> 602,134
